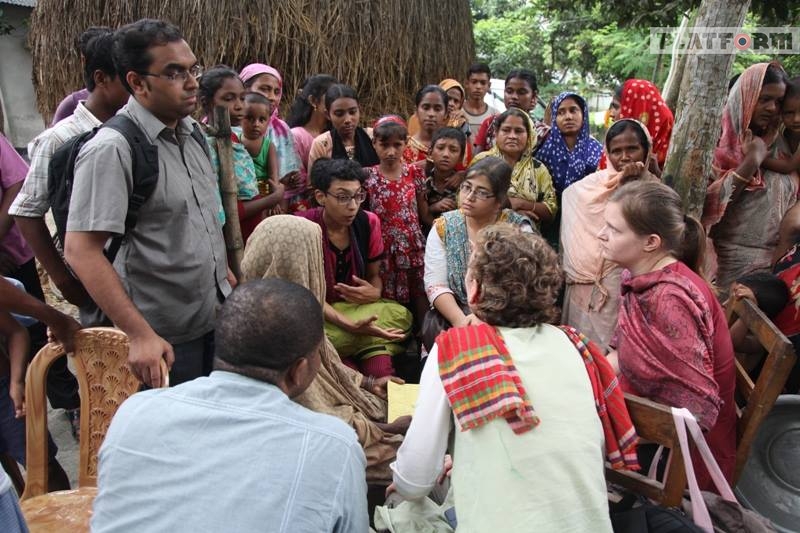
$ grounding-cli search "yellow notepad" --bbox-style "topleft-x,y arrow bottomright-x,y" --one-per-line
387,381 -> 421,422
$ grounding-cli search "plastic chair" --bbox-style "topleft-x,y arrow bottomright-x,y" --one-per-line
19,327 -> 167,531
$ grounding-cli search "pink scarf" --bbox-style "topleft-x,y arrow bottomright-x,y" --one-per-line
239,63 -> 290,137
616,265 -> 722,430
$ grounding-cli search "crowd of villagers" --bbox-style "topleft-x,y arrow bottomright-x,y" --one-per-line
2,19 -> 800,531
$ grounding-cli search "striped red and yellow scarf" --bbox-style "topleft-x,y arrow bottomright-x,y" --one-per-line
437,323 -> 539,434
436,323 -> 639,470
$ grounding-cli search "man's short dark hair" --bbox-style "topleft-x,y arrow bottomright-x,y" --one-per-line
309,158 -> 365,192
75,26 -> 111,57
83,31 -> 118,92
467,63 -> 491,79
215,279 -> 323,375
112,18 -> 184,94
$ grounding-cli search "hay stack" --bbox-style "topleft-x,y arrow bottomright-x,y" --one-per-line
29,0 -> 475,123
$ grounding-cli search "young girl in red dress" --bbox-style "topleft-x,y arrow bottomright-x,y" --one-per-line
402,86 -> 449,166
365,116 -> 430,327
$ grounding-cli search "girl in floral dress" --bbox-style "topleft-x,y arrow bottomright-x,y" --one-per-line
365,115 -> 430,327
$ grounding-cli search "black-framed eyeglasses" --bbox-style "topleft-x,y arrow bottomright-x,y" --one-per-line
460,182 -> 495,200
325,190 -> 367,205
140,64 -> 204,83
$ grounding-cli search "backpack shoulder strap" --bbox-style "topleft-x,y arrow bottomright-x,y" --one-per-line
46,126 -> 103,249
101,114 -> 160,261
190,122 -> 211,158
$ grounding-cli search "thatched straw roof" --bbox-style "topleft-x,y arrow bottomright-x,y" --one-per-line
29,0 -> 475,123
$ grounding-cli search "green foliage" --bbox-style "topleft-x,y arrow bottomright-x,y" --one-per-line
574,23 -> 659,84
0,9 -> 14,36
731,15 -> 800,77
782,56 -> 800,77
471,0 -> 800,89
473,8 -> 548,77
544,0 -> 697,27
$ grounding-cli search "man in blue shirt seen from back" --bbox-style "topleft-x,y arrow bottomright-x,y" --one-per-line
91,279 -> 369,533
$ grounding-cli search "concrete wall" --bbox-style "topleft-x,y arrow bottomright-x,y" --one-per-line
0,4 -> 45,150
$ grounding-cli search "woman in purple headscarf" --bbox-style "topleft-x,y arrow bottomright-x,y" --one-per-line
536,92 -> 603,197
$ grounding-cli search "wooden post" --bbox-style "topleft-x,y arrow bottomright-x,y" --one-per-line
211,106 -> 243,279
662,0 -> 751,218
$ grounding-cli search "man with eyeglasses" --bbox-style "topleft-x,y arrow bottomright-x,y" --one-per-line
64,19 -> 232,388
296,158 -> 413,382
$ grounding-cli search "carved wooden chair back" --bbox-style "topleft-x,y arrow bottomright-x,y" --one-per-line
22,327 -> 165,500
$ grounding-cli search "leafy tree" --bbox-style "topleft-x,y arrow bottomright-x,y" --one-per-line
473,8 -> 548,77
472,0 -> 798,86
0,9 -> 14,36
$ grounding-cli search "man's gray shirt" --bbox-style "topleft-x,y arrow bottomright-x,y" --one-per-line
67,97 -> 231,343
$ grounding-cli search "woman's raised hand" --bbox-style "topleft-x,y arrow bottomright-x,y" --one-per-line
741,129 -> 768,165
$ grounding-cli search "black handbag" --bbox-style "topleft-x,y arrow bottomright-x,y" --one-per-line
610,494 -> 703,533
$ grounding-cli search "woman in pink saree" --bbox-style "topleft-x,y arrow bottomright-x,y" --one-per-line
559,119 -> 658,351
703,62 -> 794,298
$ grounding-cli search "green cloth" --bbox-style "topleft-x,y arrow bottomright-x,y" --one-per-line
373,485 -> 455,533
252,135 -> 272,194
325,299 -> 412,360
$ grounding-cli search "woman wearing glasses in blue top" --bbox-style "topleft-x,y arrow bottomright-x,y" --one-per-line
422,157 -> 534,351
295,158 -> 413,379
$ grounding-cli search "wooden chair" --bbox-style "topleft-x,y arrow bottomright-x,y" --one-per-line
605,393 -> 688,507
19,327 -> 167,531
725,296 -> 797,483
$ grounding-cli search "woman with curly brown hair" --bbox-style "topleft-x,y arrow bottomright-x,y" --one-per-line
391,224 -> 632,533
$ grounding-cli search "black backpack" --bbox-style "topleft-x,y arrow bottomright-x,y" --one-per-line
48,114 -> 158,261
47,114 -> 208,262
